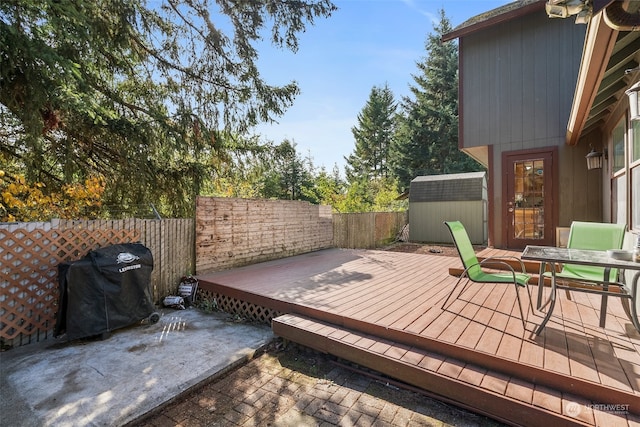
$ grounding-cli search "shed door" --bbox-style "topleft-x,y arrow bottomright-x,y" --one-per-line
504,150 -> 555,249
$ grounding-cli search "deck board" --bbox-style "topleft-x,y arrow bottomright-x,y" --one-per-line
505,377 -> 534,404
198,247 -> 640,425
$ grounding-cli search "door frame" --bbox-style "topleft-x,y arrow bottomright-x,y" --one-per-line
501,147 -> 558,250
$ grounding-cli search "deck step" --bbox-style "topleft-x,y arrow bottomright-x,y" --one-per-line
272,313 -> 596,427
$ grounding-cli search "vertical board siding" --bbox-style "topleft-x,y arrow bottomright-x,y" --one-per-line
0,219 -> 194,348
409,201 -> 486,244
462,14 -> 583,149
333,211 -> 408,249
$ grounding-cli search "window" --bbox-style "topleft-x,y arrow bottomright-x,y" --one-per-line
633,167 -> 639,230
634,120 -> 640,162
612,120 -> 626,173
612,175 -> 627,225
513,159 -> 545,239
632,120 -> 640,230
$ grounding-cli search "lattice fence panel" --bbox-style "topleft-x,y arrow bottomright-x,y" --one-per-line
198,290 -> 280,325
0,227 -> 139,346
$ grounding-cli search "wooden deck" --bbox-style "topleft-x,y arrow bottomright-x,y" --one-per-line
197,248 -> 640,427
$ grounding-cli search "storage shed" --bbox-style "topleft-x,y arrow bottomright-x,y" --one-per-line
409,172 -> 488,244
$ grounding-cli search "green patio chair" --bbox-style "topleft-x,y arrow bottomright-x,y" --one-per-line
556,220 -> 626,277
442,221 -> 532,328
539,221 -> 626,307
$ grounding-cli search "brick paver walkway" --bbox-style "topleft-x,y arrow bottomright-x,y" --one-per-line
132,342 -> 504,426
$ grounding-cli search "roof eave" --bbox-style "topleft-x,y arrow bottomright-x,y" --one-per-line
442,1 -> 546,42
566,12 -> 618,146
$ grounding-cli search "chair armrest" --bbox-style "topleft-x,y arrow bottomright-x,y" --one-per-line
480,256 -> 527,273
478,258 -> 519,281
462,259 -> 530,286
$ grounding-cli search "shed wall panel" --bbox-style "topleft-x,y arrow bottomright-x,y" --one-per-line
409,201 -> 486,245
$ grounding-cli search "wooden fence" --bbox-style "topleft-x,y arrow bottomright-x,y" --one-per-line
194,197 -> 408,273
1,203 -> 408,349
333,211 -> 408,249
0,219 -> 194,348
195,197 -> 334,273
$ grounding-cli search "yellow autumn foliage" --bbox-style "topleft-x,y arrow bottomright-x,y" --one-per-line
0,172 -> 105,222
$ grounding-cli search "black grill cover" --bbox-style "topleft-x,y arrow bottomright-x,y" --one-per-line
55,243 -> 155,340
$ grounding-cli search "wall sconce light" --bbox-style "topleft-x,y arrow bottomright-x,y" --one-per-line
585,145 -> 605,170
574,9 -> 592,24
545,0 -> 592,24
626,81 -> 640,122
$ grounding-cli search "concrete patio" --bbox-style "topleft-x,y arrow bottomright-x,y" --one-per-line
0,308 -> 273,427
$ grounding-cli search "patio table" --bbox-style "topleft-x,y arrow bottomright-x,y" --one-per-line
521,245 -> 640,335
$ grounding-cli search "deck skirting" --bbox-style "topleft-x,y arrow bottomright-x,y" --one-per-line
198,289 -> 281,324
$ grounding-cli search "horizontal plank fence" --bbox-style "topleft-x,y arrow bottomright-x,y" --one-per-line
1,218 -> 194,348
333,211 -> 408,249
195,197 -> 334,273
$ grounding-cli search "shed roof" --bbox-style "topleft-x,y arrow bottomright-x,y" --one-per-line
409,172 -> 486,203
411,171 -> 486,183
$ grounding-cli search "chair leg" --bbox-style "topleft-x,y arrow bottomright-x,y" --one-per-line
459,279 -> 472,297
514,284 -> 527,329
525,284 -> 534,312
441,276 -> 467,310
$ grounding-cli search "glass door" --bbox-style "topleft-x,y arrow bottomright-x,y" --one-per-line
505,150 -> 555,249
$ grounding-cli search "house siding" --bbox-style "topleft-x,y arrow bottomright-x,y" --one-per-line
459,10 -> 589,247
461,13 -> 583,149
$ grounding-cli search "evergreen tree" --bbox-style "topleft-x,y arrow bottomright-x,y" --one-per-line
306,165 -> 345,208
345,84 -> 397,183
259,140 -> 316,202
389,9 -> 482,190
0,0 -> 336,217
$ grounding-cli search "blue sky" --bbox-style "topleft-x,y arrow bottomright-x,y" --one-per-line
253,0 -> 513,173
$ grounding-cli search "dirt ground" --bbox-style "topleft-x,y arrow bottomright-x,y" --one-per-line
381,241 -> 485,257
